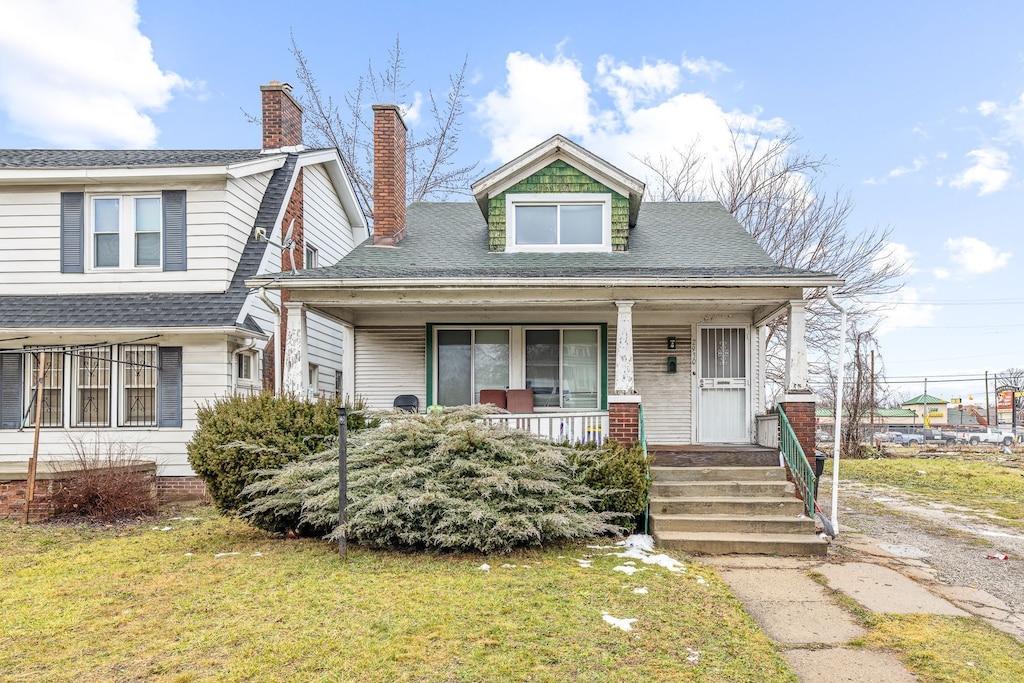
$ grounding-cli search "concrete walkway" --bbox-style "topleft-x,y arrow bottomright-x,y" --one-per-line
706,529 -> 1022,682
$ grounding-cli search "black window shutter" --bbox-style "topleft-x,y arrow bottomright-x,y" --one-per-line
162,190 -> 187,271
157,347 -> 183,427
60,192 -> 85,273
0,352 -> 24,429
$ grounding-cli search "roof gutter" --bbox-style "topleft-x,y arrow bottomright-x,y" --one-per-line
247,275 -> 846,290
824,285 -> 847,535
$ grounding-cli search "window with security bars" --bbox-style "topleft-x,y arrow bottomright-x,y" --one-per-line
26,350 -> 64,427
121,344 -> 157,426
73,346 -> 111,427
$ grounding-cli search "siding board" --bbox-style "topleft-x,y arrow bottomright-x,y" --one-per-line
354,326 -> 425,410
633,326 -> 692,445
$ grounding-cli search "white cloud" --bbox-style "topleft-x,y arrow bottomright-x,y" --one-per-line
949,148 -> 1011,195
401,92 -> 423,126
872,241 -> 917,275
976,92 -> 1024,145
477,48 -> 781,187
0,0 -> 188,148
932,267 -> 950,280
888,156 -> 927,177
875,287 -> 938,336
680,54 -> 730,79
943,236 -> 1012,274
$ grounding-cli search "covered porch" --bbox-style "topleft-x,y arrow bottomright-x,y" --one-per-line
276,283 -> 817,453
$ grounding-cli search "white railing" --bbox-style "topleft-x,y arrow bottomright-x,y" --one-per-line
756,413 -> 780,448
482,412 -> 609,446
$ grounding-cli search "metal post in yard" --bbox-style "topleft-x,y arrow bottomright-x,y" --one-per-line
25,351 -> 46,524
338,405 -> 348,558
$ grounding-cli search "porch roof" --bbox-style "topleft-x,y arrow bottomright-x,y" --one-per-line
252,201 -> 841,287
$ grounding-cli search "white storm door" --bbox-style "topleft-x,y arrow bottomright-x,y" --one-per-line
698,327 -> 749,443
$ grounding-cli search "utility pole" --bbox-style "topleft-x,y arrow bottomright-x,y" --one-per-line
923,378 -> 928,430
870,350 -> 875,440
985,371 -> 991,426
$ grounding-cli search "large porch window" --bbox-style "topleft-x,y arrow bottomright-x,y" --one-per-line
432,325 -> 604,410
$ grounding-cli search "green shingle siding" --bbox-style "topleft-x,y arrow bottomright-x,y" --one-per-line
488,160 -> 629,251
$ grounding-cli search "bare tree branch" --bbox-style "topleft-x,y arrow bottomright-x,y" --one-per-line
633,126 -> 907,390
288,33 -> 478,221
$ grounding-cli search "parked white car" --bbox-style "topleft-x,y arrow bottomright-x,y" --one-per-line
958,427 -> 1014,446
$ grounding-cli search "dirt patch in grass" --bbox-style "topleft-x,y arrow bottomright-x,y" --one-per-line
0,510 -> 794,682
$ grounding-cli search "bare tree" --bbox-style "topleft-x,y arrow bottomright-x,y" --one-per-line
634,130 -> 907,389
290,34 -> 478,219
818,327 -> 888,456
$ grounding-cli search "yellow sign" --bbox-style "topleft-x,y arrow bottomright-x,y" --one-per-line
924,417 -> 931,427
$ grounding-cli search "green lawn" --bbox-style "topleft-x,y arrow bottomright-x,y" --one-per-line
837,456 -> 1024,528
0,509 -> 793,682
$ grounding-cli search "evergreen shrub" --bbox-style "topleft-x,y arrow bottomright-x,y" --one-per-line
243,406 -> 627,552
187,393 -> 371,533
567,440 -> 650,526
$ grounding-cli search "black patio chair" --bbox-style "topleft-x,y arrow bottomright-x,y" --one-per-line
393,394 -> 420,413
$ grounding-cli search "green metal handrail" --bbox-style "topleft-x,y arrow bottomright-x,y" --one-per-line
638,403 -> 650,535
778,406 -> 816,517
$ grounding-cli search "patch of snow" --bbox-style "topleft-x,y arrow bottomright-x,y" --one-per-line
624,534 -> 655,552
575,559 -> 593,568
500,563 -> 517,568
184,553 -> 194,557
623,560 -> 636,566
477,563 -> 491,572
695,576 -> 706,585
251,552 -> 263,557
686,648 -> 700,664
633,587 -> 648,594
613,565 -> 643,576
214,552 -> 240,558
601,611 -> 637,632
170,516 -> 201,521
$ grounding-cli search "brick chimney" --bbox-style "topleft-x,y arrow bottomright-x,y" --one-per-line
372,104 -> 407,246
261,81 -> 303,150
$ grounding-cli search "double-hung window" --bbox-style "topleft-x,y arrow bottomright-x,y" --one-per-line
121,344 -> 157,427
26,350 -> 64,427
73,347 -> 112,427
505,193 -> 611,252
91,195 -> 162,269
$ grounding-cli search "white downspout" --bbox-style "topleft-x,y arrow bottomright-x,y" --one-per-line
257,287 -> 282,395
824,286 -> 846,534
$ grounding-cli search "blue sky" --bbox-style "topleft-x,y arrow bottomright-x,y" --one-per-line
1,0 -> 1022,405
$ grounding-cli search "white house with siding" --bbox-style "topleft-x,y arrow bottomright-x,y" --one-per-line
0,82 -> 366,494
252,107 -> 841,454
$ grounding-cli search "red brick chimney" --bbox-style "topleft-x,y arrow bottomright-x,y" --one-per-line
261,81 -> 303,150
372,104 -> 407,246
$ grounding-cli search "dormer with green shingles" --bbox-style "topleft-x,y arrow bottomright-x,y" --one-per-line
470,135 -> 644,253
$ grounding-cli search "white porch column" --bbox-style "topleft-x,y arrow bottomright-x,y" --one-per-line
340,321 -> 355,404
283,301 -> 309,397
783,299 -> 811,396
614,300 -> 636,395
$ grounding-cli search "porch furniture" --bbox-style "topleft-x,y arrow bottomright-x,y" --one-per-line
393,395 -> 420,413
478,389 -> 507,409
505,389 -> 534,414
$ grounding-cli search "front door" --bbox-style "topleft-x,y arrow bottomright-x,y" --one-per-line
698,326 -> 749,443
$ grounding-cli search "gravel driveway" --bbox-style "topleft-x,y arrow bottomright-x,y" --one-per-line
819,474 -> 1024,614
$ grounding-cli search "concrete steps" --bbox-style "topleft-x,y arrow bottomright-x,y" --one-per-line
650,463 -> 827,556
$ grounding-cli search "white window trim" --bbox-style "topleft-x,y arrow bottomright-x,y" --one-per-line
504,192 -> 612,253
86,193 -> 163,272
305,244 -> 319,268
236,351 -> 257,384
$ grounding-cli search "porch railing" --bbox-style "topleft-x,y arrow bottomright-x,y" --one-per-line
755,413 -> 780,448
482,412 -> 608,446
778,406 -> 816,517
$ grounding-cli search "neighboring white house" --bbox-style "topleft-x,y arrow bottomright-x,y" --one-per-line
0,82 -> 367,493
251,107 -> 842,455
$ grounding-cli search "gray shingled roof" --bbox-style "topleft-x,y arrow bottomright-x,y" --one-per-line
0,149 -> 265,168
282,201 -> 830,281
0,154 -> 300,332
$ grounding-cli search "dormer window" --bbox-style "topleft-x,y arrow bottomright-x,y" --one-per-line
505,193 -> 611,253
